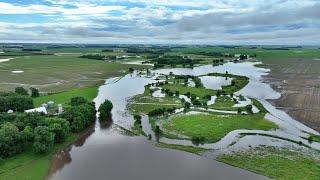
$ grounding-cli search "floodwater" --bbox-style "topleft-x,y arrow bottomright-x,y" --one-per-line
48,71 -> 265,180
200,76 -> 232,90
49,61 -> 320,180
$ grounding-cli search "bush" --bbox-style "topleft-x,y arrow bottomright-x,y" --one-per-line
98,100 -> 113,121
33,126 -> 55,154
191,136 -> 205,145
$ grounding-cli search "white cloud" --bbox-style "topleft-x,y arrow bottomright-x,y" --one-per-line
0,0 -> 320,44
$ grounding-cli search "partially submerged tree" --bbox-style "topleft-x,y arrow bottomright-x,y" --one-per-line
98,99 -> 113,121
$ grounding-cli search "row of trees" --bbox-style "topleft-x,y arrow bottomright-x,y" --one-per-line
15,87 -> 40,97
152,55 -> 200,68
0,86 -> 41,112
148,107 -> 176,116
0,94 -> 33,112
80,54 -> 117,61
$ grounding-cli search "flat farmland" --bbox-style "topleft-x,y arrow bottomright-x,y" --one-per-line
260,58 -> 320,132
0,55 -> 143,93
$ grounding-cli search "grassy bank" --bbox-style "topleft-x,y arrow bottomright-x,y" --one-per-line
162,114 -> 277,143
0,135 -> 76,180
156,142 -> 207,154
34,86 -> 99,107
217,146 -> 320,179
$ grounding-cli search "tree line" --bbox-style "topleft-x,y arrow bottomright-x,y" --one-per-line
0,96 -> 97,158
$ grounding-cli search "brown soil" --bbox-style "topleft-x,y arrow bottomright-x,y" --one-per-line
260,58 -> 320,132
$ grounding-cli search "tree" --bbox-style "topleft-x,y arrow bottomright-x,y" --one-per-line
45,118 -> 70,143
30,87 -> 40,97
62,103 -> 96,132
98,99 -> 113,121
134,114 -> 142,124
184,102 -> 191,109
70,97 -> 87,106
22,126 -> 34,142
0,122 -> 23,158
5,95 -> 34,112
15,87 -> 28,95
129,67 -> 134,73
246,105 -> 253,114
175,91 -> 179,96
33,126 -> 55,154
216,90 -> 222,97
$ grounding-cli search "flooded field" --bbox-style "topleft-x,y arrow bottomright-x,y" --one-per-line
261,58 -> 320,132
49,61 -> 320,179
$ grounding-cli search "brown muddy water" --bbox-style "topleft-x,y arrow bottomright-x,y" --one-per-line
48,71 -> 266,180
48,61 -> 320,180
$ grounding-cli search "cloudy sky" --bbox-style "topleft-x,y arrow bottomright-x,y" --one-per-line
0,0 -> 319,44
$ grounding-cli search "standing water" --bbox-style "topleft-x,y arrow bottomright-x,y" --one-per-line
48,71 -> 265,180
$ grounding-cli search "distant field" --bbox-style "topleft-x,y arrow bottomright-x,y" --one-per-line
34,86 -> 98,107
172,47 -> 320,59
0,55 -> 144,93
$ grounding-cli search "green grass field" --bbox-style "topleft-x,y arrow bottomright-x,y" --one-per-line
0,135 -> 76,180
0,55 -> 144,93
33,86 -> 98,107
217,146 -> 320,179
128,94 -> 182,114
162,114 -> 277,143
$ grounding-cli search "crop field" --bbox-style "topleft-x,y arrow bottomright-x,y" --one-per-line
0,55 -> 144,93
260,58 -> 320,131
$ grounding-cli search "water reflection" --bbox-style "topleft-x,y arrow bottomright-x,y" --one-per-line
49,71 -> 266,180
49,61 -> 319,180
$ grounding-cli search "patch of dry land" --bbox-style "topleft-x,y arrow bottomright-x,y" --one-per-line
260,58 -> 320,132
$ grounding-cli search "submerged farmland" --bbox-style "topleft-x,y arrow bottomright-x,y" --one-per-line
49,61 -> 320,180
